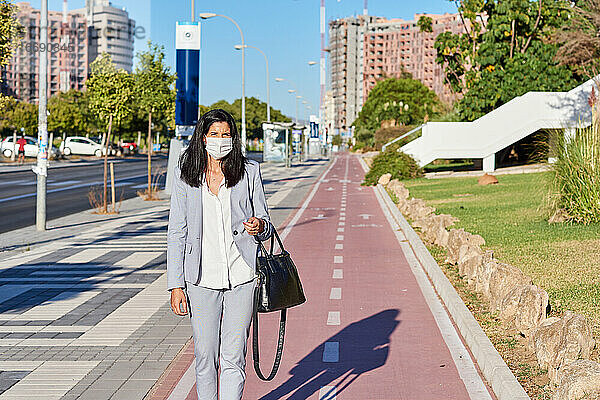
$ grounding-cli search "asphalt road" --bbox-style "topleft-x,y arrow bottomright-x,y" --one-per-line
0,156 -> 167,233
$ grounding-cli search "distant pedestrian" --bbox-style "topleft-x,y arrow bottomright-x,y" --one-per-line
167,109 -> 274,400
16,136 -> 26,164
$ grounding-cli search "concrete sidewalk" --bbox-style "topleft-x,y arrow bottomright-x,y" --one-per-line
0,158 -> 331,400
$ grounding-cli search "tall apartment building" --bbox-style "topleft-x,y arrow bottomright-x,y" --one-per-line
83,0 -> 135,72
363,13 -> 466,104
327,13 -> 467,133
1,1 -> 88,102
328,15 -> 378,133
0,0 -> 135,103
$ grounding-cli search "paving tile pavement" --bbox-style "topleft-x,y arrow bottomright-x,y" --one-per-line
0,158 -> 330,400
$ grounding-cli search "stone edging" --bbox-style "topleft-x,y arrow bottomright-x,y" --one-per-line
370,167 -> 599,400
357,153 -> 529,399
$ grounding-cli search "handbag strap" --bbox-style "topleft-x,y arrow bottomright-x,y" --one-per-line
252,284 -> 287,381
247,166 -> 287,381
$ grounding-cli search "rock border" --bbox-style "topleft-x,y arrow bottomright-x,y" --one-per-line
370,164 -> 600,399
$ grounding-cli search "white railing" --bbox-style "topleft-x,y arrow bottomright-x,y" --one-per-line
399,76 -> 597,169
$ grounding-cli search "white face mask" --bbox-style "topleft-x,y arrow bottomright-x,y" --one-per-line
205,137 -> 233,159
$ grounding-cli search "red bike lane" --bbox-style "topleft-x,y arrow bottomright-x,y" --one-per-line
151,153 -> 493,399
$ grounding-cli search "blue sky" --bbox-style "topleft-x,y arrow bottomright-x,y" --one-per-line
23,0 -> 457,119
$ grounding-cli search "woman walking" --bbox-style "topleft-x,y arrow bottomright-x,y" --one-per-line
167,109 -> 274,400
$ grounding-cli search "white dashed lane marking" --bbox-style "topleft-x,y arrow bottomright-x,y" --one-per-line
327,311 -> 340,325
334,255 -> 343,263
336,235 -> 344,241
332,269 -> 343,279
329,288 -> 342,300
335,243 -> 343,250
322,342 -> 340,362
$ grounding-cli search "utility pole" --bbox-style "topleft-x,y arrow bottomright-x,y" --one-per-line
36,0 -> 49,231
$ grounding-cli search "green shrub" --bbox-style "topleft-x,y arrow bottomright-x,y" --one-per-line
547,122 -> 600,224
331,134 -> 342,146
374,126 -> 411,150
363,143 -> 423,185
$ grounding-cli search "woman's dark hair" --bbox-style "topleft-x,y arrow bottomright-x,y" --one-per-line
179,108 -> 247,188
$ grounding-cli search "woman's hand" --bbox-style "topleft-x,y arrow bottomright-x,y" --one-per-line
243,217 -> 264,235
170,288 -> 188,316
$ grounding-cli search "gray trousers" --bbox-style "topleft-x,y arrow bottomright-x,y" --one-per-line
186,278 -> 256,400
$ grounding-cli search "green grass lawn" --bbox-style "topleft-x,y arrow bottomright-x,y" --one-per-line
404,172 -> 600,338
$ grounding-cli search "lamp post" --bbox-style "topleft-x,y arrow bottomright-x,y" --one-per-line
199,12 -> 247,154
235,44 -> 270,122
275,77 -> 300,124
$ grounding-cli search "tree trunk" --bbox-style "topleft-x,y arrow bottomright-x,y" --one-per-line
103,114 -> 113,213
147,110 -> 152,196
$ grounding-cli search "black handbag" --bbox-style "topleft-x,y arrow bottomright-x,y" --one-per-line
246,170 -> 306,381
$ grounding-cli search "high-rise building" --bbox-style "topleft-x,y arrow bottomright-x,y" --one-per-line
1,1 -> 88,102
363,13 -> 466,105
0,0 -> 135,103
81,0 -> 135,72
328,15 -> 378,134
327,12 -> 468,133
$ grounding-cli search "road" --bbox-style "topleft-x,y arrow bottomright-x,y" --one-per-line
0,156 -> 167,233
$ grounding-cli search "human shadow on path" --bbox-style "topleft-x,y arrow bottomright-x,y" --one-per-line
259,309 -> 400,400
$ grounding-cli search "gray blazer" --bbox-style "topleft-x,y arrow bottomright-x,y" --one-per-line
166,159 -> 274,290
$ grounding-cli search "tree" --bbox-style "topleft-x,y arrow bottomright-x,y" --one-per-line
0,0 -> 23,111
553,0 -> 600,76
48,90 -> 90,136
353,77 -> 440,133
0,97 -> 37,135
86,52 -> 134,213
417,15 -> 433,33
435,0 -> 580,121
200,97 -> 291,140
134,41 -> 176,199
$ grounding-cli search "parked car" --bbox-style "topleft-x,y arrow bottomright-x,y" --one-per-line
60,136 -> 104,157
1,136 -> 60,159
120,140 -> 138,154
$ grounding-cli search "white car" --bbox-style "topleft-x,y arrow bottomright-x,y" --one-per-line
60,136 -> 104,157
1,136 -> 60,159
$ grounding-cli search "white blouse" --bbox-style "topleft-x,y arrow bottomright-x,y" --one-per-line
199,176 -> 256,289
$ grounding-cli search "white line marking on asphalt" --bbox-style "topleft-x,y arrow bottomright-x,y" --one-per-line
47,180 -> 81,187
340,212 -> 345,216
319,386 -> 337,400
279,159 -> 337,242
327,311 -> 340,325
0,173 -> 149,203
339,216 -> 345,221
337,227 -> 344,232
332,269 -> 343,279
329,288 -> 342,300
336,235 -> 344,241
312,214 -> 326,220
338,222 -> 345,226
335,243 -> 343,250
322,341 -> 340,362
334,256 -> 343,263
340,207 -> 345,211
167,357 -> 197,400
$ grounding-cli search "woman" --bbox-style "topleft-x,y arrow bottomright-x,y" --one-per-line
167,109 -> 274,400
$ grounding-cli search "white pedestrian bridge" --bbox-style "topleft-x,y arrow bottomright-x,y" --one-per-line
392,76 -> 597,172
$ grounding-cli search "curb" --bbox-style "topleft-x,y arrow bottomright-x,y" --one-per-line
374,182 -> 530,400
0,158 -> 124,174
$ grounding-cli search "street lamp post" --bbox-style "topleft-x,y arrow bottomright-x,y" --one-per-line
199,13 -> 247,154
235,44 -> 270,122
36,0 -> 49,231
275,77 -> 300,124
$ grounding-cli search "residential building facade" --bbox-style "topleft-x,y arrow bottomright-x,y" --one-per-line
327,12 -> 467,133
363,13 -> 466,105
0,0 -> 135,103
